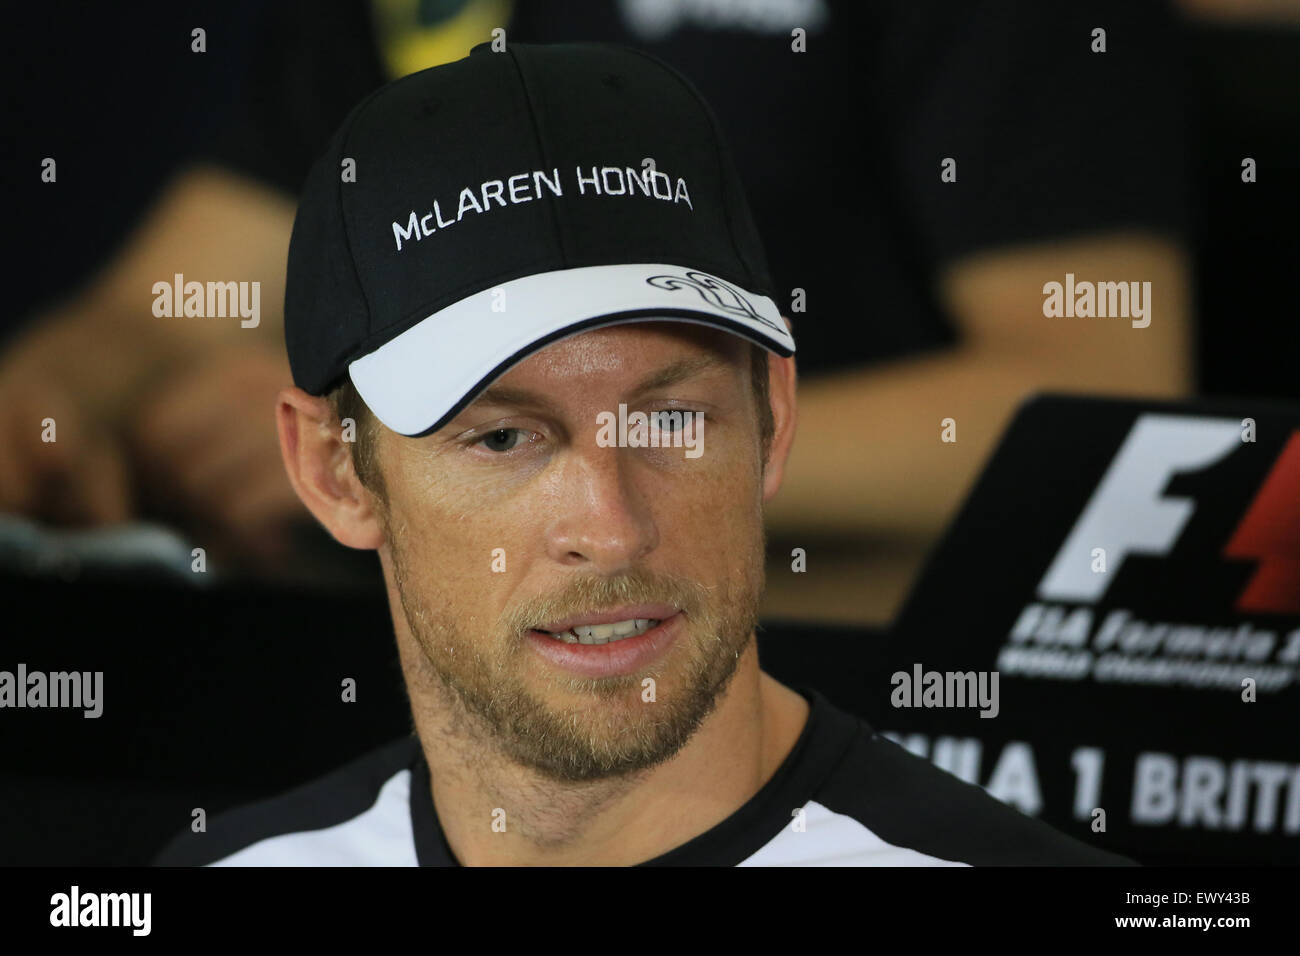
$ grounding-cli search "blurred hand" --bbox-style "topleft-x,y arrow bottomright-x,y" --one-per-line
0,164 -> 304,570
123,344 -> 308,565
0,352 -> 133,526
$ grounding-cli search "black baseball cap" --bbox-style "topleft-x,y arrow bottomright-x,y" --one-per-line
285,41 -> 795,437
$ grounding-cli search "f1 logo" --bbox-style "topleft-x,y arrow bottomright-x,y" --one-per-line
1223,432 -> 1300,614
1037,415 -> 1239,603
1037,414 -> 1300,614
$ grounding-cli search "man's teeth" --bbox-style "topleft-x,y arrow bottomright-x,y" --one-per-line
547,619 -> 660,645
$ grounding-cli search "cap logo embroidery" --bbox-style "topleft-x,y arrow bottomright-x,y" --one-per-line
645,271 -> 781,332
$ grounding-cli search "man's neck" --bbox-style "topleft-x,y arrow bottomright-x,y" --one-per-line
401,638 -> 810,866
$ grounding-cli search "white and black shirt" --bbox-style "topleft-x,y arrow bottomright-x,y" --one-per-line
154,687 -> 1134,866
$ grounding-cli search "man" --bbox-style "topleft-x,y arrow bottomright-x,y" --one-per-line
155,41 -> 1131,866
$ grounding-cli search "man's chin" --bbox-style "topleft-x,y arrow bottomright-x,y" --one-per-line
497,646 -> 746,783
498,698 -> 709,783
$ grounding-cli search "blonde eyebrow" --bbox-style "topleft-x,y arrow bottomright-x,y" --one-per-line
472,384 -> 558,413
627,355 -> 727,395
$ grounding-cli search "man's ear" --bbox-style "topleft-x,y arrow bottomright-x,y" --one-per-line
275,386 -> 386,550
761,323 -> 798,503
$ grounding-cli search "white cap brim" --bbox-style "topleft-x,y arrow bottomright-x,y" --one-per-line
348,262 -> 794,436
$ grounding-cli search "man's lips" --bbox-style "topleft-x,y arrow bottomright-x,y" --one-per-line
532,603 -> 681,636
525,612 -> 684,677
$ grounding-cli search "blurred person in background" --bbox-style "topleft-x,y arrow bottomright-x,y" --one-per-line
5,0 -> 1293,623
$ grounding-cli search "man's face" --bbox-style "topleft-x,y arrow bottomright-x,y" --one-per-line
374,323 -> 769,783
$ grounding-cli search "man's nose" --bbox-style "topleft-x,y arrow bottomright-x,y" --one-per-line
543,444 -> 659,572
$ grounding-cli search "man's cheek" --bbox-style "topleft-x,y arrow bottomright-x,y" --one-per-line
387,493 -> 473,582
666,474 -> 757,552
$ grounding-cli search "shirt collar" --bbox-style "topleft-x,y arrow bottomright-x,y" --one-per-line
407,685 -> 863,866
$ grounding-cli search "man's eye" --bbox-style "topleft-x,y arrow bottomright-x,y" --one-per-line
650,411 -> 696,432
478,428 -> 530,452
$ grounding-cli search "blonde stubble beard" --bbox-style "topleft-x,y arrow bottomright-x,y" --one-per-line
380,477 -> 768,779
